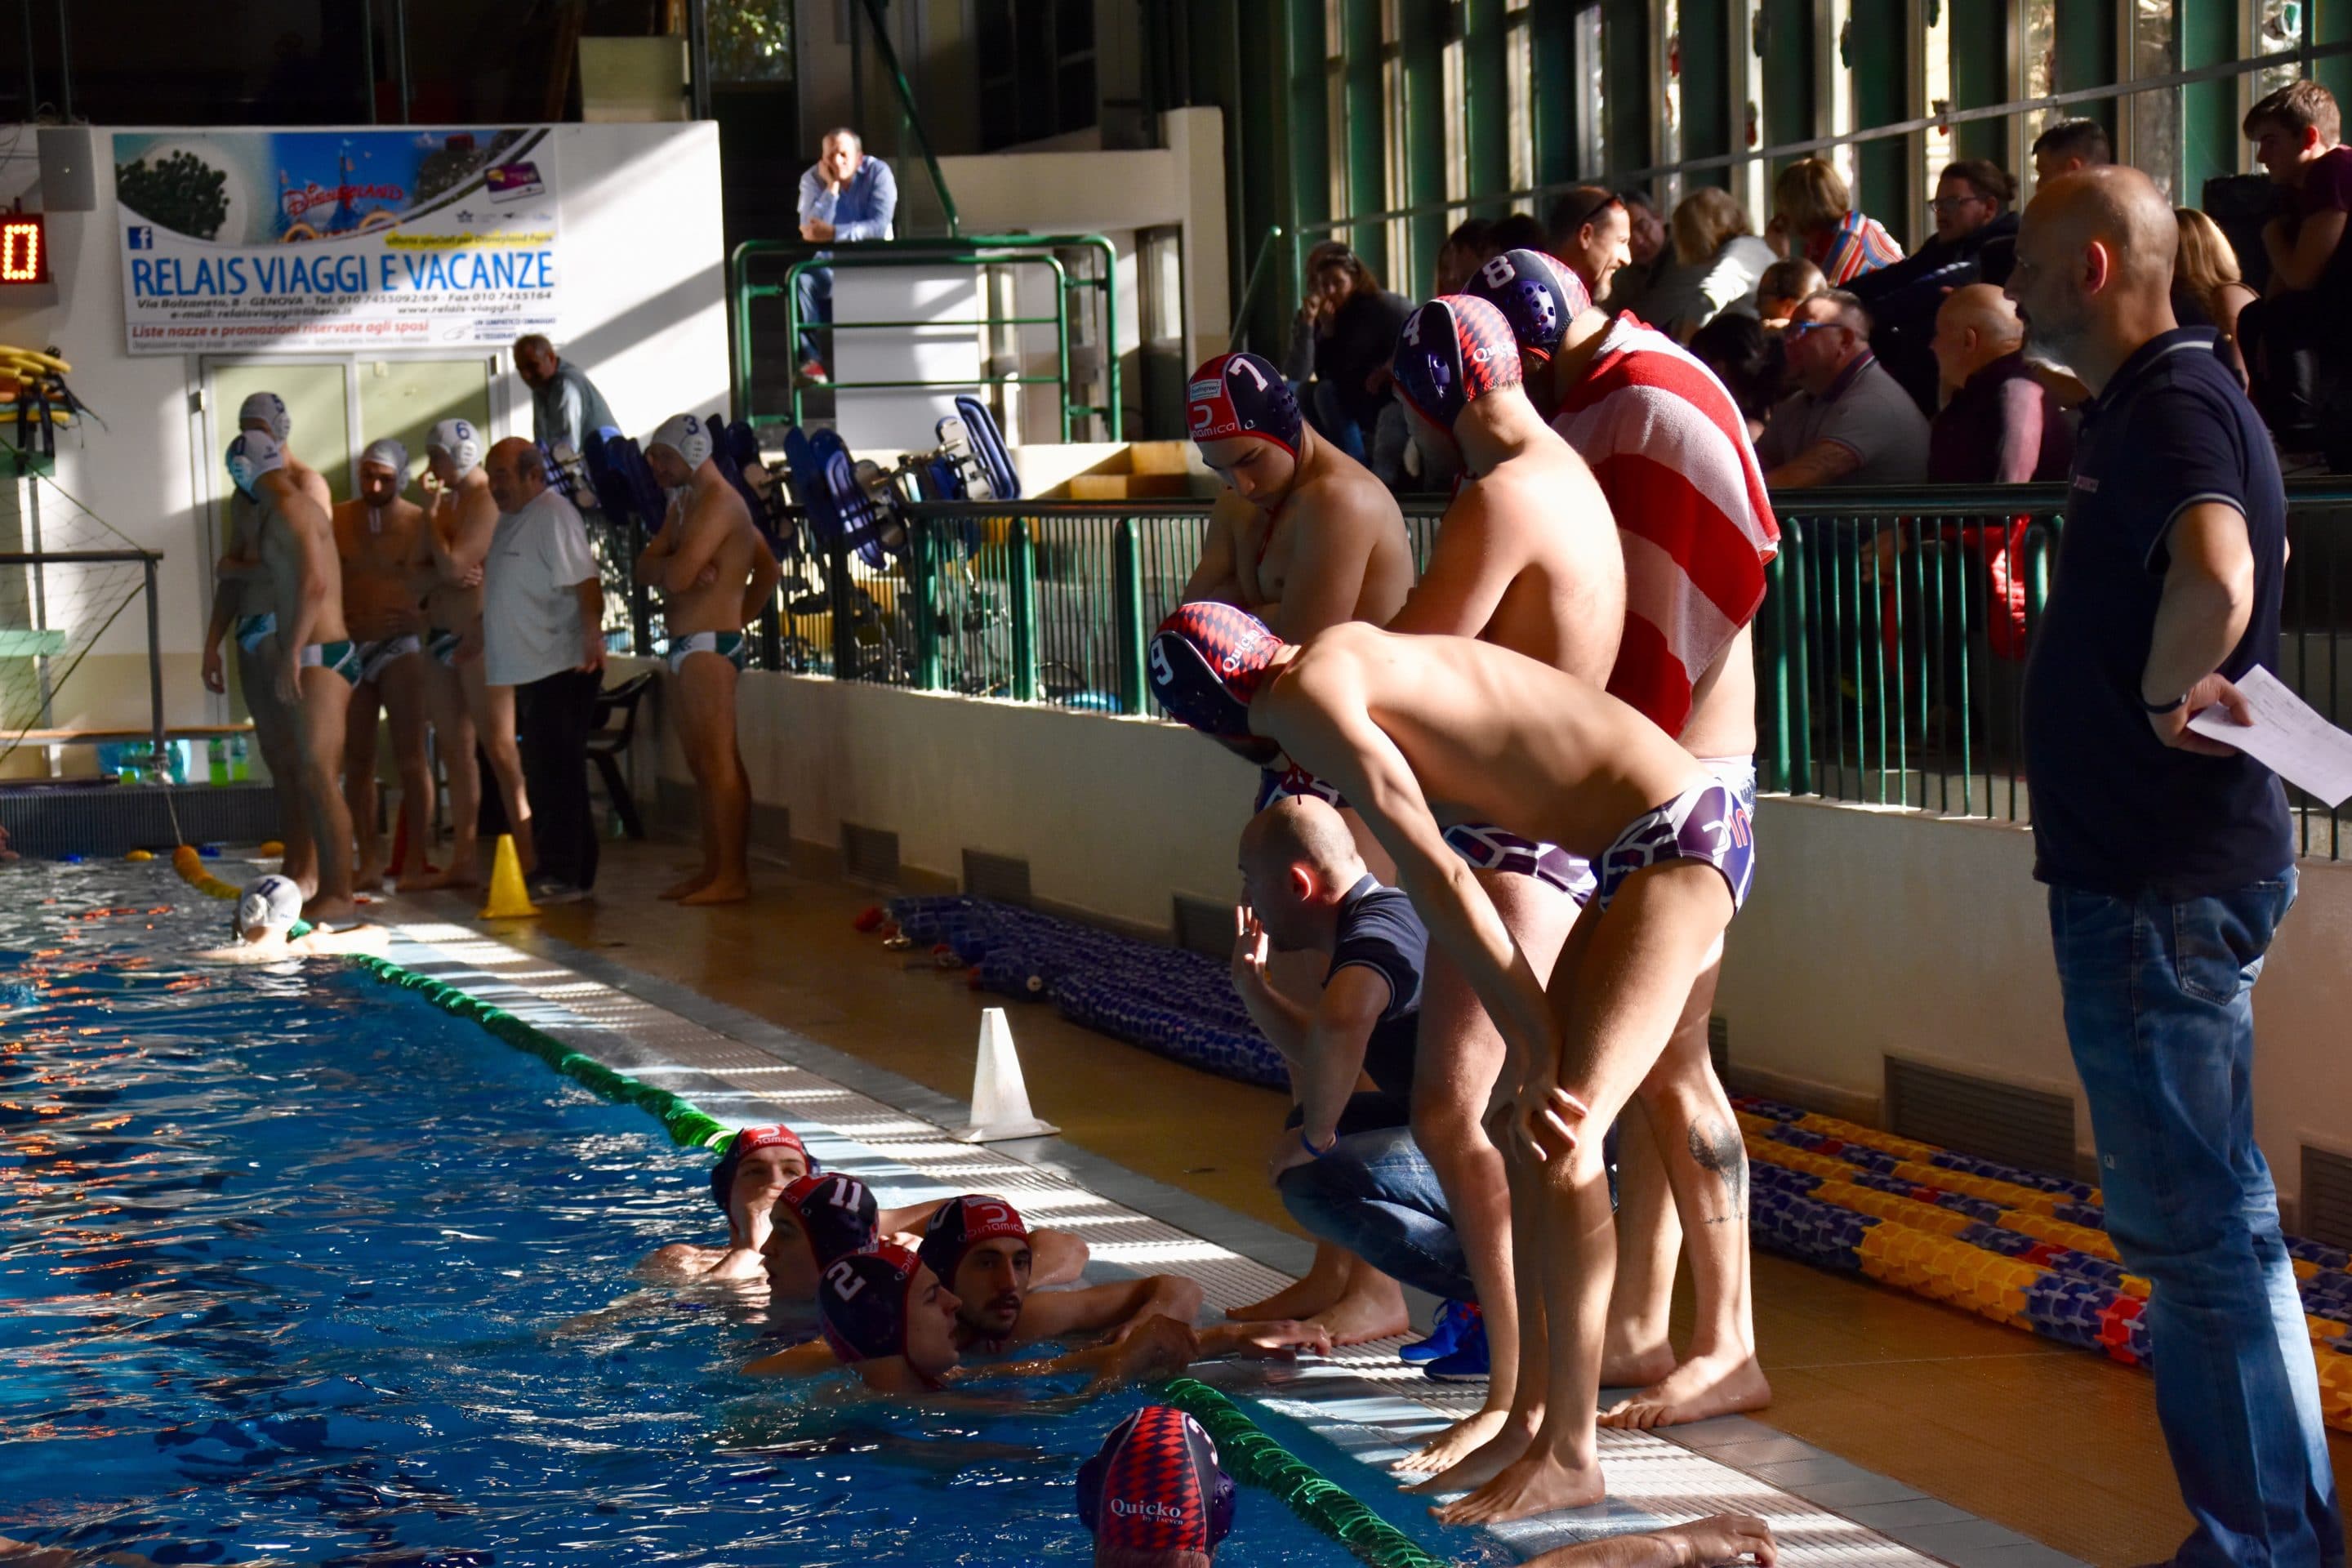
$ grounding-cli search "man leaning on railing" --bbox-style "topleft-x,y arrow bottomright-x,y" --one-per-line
795,127 -> 899,388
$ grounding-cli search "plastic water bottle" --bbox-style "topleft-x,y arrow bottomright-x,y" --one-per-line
207,738 -> 229,785
229,735 -> 250,782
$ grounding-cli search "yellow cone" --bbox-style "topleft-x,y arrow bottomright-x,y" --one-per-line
479,835 -> 540,919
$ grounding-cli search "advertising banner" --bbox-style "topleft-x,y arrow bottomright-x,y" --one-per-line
112,127 -> 558,354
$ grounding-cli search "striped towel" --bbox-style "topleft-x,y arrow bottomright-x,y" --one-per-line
1815,208 -> 1906,285
1553,314 -> 1782,737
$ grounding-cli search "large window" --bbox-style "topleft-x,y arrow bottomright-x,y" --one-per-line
1506,0 -> 1535,197
1575,3 -> 1606,180
710,0 -> 793,83
1382,0 -> 1410,283
1443,29 -> 1470,231
975,0 -> 1098,149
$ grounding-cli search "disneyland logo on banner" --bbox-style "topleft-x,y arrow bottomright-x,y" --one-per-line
110,126 -> 562,355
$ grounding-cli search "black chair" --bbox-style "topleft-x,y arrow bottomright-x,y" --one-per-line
586,671 -> 655,840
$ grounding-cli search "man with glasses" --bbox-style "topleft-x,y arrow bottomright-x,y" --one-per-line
1754,291 -> 1929,488
1850,159 -> 2021,412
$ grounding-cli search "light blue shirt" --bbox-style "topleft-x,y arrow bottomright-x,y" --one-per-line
797,155 -> 898,243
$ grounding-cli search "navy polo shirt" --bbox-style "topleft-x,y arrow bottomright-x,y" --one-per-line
2022,327 -> 2291,898
1326,875 -> 1428,1101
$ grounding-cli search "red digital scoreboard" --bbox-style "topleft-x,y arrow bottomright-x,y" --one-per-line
1,214 -> 50,286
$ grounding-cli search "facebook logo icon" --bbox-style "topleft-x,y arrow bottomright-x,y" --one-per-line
127,226 -> 153,250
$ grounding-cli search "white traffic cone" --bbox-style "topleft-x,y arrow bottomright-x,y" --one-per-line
949,1007 -> 1060,1143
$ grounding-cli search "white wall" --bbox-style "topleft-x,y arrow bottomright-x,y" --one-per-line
636,672 -> 2352,1208
0,121 -> 728,733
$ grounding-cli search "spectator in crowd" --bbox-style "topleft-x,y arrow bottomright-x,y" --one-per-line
1851,159 -> 2022,412
481,438 -> 604,905
513,336 -> 617,460
1755,290 -> 1929,487
1486,212 -> 1550,258
1281,243 -> 1414,467
1755,258 -> 1826,329
1642,186 -> 1777,340
1547,186 -> 1633,304
794,127 -> 899,384
1927,285 -> 2073,483
2173,207 -> 2260,385
2010,161 -> 2341,1568
1767,158 -> 1904,285
2029,117 -> 2112,186
1433,218 -> 1499,296
2234,81 -> 2352,457
1688,313 -> 1783,441
1604,189 -> 1670,314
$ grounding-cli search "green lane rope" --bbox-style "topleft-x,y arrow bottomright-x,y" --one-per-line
168,848 -> 729,1152
1161,1378 -> 1446,1568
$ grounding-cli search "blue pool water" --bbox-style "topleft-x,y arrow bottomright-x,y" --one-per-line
0,864 -> 1439,1566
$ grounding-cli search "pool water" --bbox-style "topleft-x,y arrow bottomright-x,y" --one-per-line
0,864 -> 1408,1566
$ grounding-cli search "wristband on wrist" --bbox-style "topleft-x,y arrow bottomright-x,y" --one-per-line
1300,1129 -> 1335,1160
2140,690 -> 2189,714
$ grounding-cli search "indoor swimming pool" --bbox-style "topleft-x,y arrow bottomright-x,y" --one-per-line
0,862 -> 1447,1566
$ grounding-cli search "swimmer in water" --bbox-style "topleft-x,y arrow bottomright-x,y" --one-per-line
743,1242 -> 1328,1394
915,1194 -> 1205,1355
1148,604 -> 1752,1521
194,875 -> 389,964
1067,1406 -> 1774,1568
643,1125 -> 1086,1290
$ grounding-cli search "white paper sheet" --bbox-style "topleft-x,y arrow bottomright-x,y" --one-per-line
2185,666 -> 2352,807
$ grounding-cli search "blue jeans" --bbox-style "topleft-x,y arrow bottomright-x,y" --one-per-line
1279,1121 -> 1474,1303
794,265 -> 832,368
2050,869 -> 2342,1568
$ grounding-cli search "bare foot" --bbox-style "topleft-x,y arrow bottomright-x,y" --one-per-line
398,863 -> 478,893
1597,1343 -> 1677,1389
1229,1276 -> 1344,1324
678,880 -> 751,906
659,870 -> 714,901
1307,1290 -> 1410,1348
1431,1448 -> 1605,1525
352,866 -> 385,894
1599,1350 -> 1771,1429
303,897 -> 359,926
1392,1407 -> 1509,1477
1405,1416 -> 1536,1495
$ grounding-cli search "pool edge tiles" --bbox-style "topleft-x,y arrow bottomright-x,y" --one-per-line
372,911 -> 2087,1568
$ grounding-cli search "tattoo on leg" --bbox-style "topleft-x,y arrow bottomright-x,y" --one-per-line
1687,1116 -> 1748,1223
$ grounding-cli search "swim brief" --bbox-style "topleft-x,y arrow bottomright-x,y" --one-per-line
1442,822 -> 1598,904
355,633 -> 422,684
1255,764 -> 1348,813
234,613 -> 278,653
427,627 -> 464,668
1592,778 -> 1756,915
667,630 -> 748,674
297,640 -> 362,688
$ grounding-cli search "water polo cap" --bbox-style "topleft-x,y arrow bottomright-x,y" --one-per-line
777,1173 -> 880,1267
1187,352 -> 1301,456
708,1124 -> 813,1211
817,1242 -> 923,1364
226,432 -> 286,499
1077,1405 -> 1237,1554
1460,248 -> 1592,365
649,412 -> 714,470
915,1194 -> 1030,1285
239,391 -> 292,442
427,418 -> 483,474
1148,602 -> 1285,739
1391,295 -> 1522,432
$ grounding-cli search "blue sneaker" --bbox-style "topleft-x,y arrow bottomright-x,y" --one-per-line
1423,1312 -> 1490,1382
1399,1298 -> 1475,1365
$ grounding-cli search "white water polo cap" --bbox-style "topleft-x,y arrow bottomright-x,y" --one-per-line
427,418 -> 483,474
648,412 -> 714,470
238,391 -> 292,442
225,431 -> 286,498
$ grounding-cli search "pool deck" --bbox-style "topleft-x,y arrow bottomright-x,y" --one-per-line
355,848 -> 2111,1568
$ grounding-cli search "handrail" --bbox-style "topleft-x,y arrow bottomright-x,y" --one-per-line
1283,38 -> 2352,240
857,0 -> 960,238
1228,224 -> 1287,354
729,234 -> 1122,440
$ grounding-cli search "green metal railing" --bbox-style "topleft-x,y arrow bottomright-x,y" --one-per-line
588,482 -> 2352,858
728,235 -> 1124,442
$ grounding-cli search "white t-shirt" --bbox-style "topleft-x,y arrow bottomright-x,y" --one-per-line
483,488 -> 599,687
